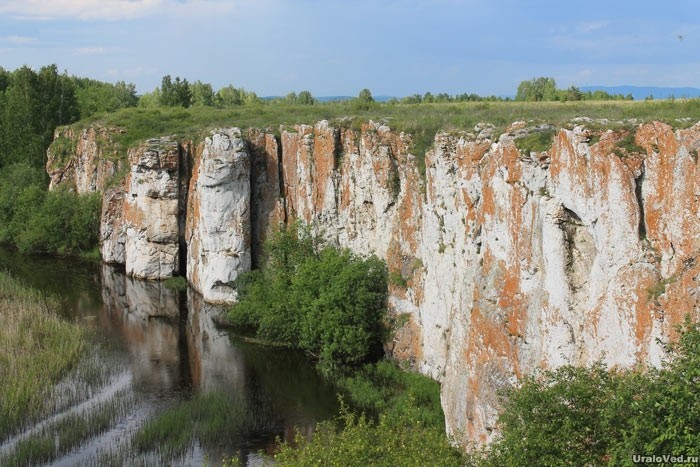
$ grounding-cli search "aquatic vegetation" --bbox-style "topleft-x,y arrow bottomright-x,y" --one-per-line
133,390 -> 277,463
0,272 -> 87,440
0,388 -> 135,466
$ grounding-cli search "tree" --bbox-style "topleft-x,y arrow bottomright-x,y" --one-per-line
72,77 -> 137,116
191,80 -> 214,107
297,90 -> 315,105
0,65 -> 78,169
515,77 -> 557,101
159,75 -> 192,107
229,224 -> 388,366
353,88 -> 376,111
358,88 -> 374,103
214,85 -> 260,107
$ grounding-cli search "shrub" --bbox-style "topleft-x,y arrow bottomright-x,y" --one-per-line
274,402 -> 466,467
0,165 -> 100,255
229,224 -> 388,366
487,317 -> 700,465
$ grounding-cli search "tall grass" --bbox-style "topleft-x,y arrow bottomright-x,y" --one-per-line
0,272 -> 87,440
133,390 -> 277,462
0,388 -> 135,466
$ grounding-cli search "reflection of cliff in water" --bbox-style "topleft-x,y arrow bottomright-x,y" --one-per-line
101,265 -> 251,398
100,265 -> 338,450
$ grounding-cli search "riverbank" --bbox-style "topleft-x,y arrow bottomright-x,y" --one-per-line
0,271 -> 87,440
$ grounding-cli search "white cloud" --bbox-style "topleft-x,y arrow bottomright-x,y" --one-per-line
578,20 -> 609,33
4,35 -> 38,44
0,0 -> 239,21
73,46 -> 107,55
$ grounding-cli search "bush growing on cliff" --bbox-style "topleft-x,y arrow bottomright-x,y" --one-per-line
228,224 -> 388,366
486,317 -> 700,465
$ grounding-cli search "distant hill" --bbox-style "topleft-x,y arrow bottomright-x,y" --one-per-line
581,85 -> 700,101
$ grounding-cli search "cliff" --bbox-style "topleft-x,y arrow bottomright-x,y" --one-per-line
47,118 -> 700,448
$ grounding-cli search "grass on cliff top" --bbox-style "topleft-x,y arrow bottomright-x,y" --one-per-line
76,98 -> 700,144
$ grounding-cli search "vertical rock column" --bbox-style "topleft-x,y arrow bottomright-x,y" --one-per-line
186,128 -> 251,303
123,138 -> 182,279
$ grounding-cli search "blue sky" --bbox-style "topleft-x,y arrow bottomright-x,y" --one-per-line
0,0 -> 697,96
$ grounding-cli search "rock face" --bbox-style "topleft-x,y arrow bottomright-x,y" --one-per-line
122,138 -> 183,279
49,118 -> 700,450
185,129 -> 251,303
94,138 -> 184,279
47,126 -> 124,194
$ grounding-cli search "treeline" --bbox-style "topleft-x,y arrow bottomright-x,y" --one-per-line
137,75 -> 317,108
516,76 -> 633,102
0,64 -> 138,169
0,65 -> 117,255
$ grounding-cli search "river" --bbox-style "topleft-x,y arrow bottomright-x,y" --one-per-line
0,247 -> 339,466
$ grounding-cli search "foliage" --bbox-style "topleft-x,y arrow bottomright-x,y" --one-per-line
0,164 -> 101,254
516,77 -> 632,102
514,128 -> 556,154
0,272 -> 87,439
0,64 -> 80,169
388,270 -> 407,288
190,80 -> 215,107
613,130 -> 646,157
486,317 -> 700,466
228,224 -> 388,366
215,84 -> 261,106
159,75 -> 192,108
335,360 -> 445,429
352,88 -> 376,111
164,276 -> 188,291
516,77 -> 558,102
72,77 -> 138,117
274,401 -> 466,467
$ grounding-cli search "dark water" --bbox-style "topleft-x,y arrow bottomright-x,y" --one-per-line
0,247 -> 339,466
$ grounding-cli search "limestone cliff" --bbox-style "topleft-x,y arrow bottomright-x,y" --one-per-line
100,137 -> 185,279
47,126 -> 124,194
48,118 -> 700,449
185,129 -> 252,303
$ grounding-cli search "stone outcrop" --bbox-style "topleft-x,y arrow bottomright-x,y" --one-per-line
47,126 -> 124,194
48,118 -> 700,450
185,129 -> 251,303
95,137 -> 184,279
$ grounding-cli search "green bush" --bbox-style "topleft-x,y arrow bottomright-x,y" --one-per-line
336,360 -> 445,429
274,402 -> 466,467
0,164 -> 101,255
229,224 -> 388,366
487,317 -> 700,466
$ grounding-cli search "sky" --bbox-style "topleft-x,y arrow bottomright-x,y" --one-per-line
0,0 -> 698,97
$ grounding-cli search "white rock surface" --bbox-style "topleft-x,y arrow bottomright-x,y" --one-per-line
186,129 -> 251,303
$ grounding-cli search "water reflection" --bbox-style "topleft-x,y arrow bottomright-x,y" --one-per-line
101,265 -> 190,394
0,247 -> 339,465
